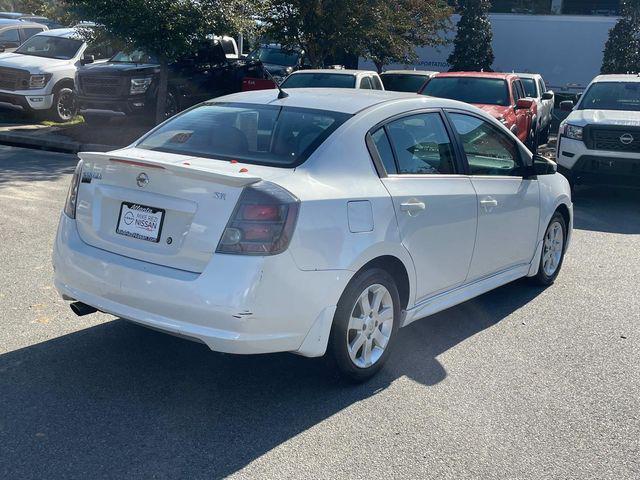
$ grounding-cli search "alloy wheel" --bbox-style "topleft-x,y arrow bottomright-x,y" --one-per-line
346,284 -> 394,368
542,220 -> 564,276
57,89 -> 76,122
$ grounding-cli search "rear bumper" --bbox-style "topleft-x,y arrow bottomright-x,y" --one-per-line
53,213 -> 350,356
556,136 -> 640,186
77,95 -> 152,118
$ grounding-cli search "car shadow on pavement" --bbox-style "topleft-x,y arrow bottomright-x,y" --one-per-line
573,186 -> 640,234
0,146 -> 75,185
0,280 -> 543,479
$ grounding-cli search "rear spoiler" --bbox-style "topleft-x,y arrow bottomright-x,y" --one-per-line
79,151 -> 262,187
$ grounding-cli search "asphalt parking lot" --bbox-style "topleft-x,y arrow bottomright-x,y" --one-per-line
0,145 -> 638,479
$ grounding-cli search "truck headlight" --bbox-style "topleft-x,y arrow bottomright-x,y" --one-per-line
29,74 -> 52,89
561,123 -> 583,141
130,77 -> 153,95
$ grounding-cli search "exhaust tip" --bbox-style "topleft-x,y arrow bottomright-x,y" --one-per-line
70,301 -> 98,317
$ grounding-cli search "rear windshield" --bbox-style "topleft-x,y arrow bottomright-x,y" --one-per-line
137,102 -> 351,167
579,82 -> 640,111
248,47 -> 300,67
381,74 -> 428,93
15,35 -> 83,60
422,77 -> 510,106
281,73 -> 356,89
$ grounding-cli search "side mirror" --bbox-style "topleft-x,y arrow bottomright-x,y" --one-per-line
560,100 -> 574,112
541,91 -> 554,100
81,54 -> 94,65
516,98 -> 534,110
530,155 -> 558,176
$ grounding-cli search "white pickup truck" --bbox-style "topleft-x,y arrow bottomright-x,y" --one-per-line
0,27 -> 108,122
517,72 -> 555,146
556,74 -> 640,189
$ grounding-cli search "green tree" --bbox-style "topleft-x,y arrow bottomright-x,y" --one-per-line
447,0 -> 494,72
601,0 -> 640,74
262,0 -> 451,71
62,0 -> 261,123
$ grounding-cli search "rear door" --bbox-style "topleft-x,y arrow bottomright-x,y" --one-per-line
371,110 -> 478,301
447,111 -> 540,280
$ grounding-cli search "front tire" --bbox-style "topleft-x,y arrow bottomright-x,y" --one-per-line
327,268 -> 401,382
48,87 -> 77,123
529,212 -> 567,286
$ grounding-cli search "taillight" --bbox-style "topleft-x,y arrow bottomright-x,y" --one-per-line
63,160 -> 83,219
216,181 -> 299,256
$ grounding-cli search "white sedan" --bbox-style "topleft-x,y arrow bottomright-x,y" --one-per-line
53,88 -> 573,381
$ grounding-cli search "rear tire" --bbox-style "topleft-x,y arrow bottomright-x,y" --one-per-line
327,268 -> 401,382
529,212 -> 567,286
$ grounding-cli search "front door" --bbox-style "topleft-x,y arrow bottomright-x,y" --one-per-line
447,111 -> 540,280
370,111 -> 478,301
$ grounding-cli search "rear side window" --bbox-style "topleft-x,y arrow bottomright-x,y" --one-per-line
137,102 -> 351,167
385,113 -> 456,175
21,27 -> 44,40
360,76 -> 373,89
370,128 -> 397,174
371,76 -> 383,90
0,28 -> 20,44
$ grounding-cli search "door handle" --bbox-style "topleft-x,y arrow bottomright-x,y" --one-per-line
480,197 -> 498,209
400,199 -> 426,216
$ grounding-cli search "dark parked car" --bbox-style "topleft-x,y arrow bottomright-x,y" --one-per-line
76,38 -> 263,123
246,43 -> 309,84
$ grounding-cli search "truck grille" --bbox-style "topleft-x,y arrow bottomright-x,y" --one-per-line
587,127 -> 640,153
80,76 -> 125,97
0,67 -> 30,91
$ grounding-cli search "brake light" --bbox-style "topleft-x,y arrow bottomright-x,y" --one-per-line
216,182 -> 299,255
63,160 -> 83,219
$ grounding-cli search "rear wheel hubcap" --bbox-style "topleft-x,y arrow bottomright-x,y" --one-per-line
346,284 -> 393,368
542,220 -> 564,276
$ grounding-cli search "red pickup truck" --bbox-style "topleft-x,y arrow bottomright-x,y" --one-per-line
421,72 -> 536,149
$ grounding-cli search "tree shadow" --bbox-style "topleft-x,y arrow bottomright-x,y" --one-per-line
573,185 -> 640,234
0,146 -> 76,185
0,280 -> 544,479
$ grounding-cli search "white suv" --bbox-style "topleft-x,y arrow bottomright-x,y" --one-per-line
556,74 -> 640,188
53,89 -> 572,381
0,28 -> 107,122
516,73 -> 554,146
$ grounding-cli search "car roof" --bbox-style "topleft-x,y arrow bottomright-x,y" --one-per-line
0,12 -> 24,19
34,27 -> 83,39
435,71 -> 518,81
213,88 -> 469,115
290,69 -> 378,77
381,70 -> 437,77
591,74 -> 640,83
514,73 -> 541,80
0,18 -> 23,26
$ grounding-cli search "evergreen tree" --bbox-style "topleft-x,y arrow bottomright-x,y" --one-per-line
601,0 -> 640,74
447,0 -> 494,72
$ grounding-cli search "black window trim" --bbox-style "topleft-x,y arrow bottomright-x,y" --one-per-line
365,107 -> 466,178
443,108 -> 532,178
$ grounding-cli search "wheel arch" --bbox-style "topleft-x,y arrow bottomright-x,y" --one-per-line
354,255 -> 411,311
52,77 -> 74,93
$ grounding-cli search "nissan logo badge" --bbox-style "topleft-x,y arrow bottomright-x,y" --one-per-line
136,172 -> 149,188
619,133 -> 634,145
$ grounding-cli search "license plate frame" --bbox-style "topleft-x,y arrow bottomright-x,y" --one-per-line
116,202 -> 165,243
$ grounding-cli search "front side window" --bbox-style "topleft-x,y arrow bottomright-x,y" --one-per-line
15,35 -> 83,60
137,102 -> 351,167
360,76 -> 372,89
449,113 -> 523,177
422,77 -> 510,107
522,78 -> 538,98
281,73 -> 356,89
385,113 -> 456,175
21,27 -> 44,40
579,82 -> 640,112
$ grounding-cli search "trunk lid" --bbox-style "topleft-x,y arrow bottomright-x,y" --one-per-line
75,148 -> 291,272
